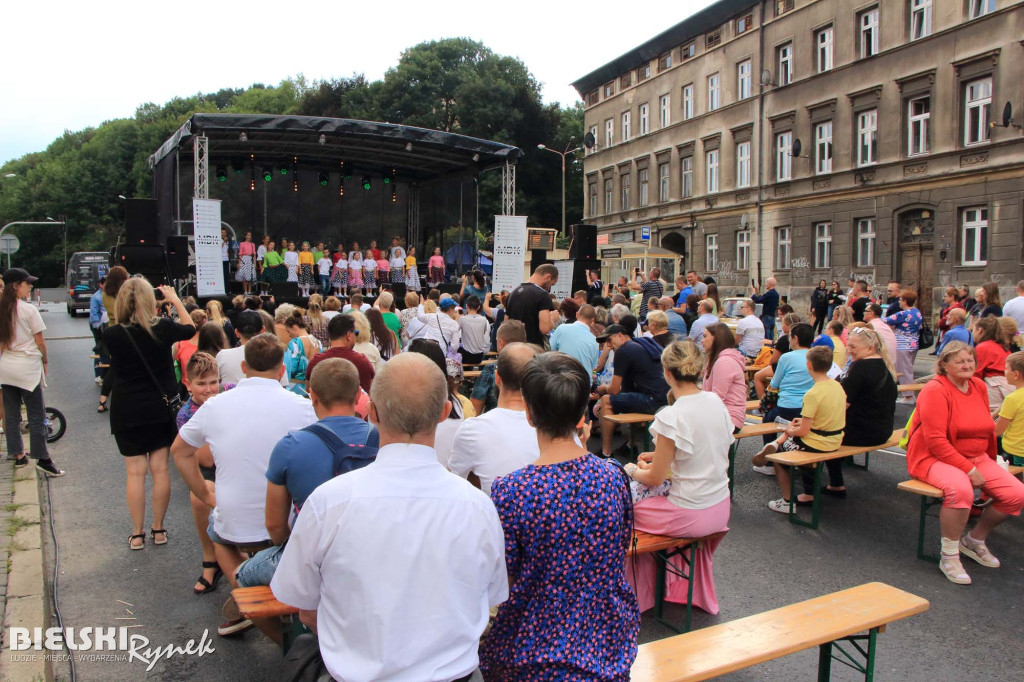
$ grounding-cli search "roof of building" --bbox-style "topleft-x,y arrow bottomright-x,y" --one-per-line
571,0 -> 755,96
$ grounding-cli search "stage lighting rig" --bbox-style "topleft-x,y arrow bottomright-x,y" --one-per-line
339,177 -> 345,197
216,166 -> 227,182
318,171 -> 329,186
361,176 -> 371,191
263,168 -> 273,182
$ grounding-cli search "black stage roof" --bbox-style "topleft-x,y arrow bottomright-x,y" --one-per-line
572,0 -> 753,96
148,113 -> 522,181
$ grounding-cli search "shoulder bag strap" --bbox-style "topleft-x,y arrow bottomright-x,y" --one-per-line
436,313 -> 450,350
121,325 -> 176,406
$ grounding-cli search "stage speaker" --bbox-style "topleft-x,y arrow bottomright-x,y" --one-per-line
438,283 -> 461,296
387,282 -> 407,305
530,249 -> 552,273
269,282 -> 299,299
165,236 -> 190,278
569,224 -> 597,260
124,199 -> 159,245
115,244 -> 169,283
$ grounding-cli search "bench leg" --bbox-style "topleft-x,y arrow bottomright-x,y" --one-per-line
916,496 -> 942,563
726,442 -> 738,497
817,642 -> 833,682
280,614 -> 309,654
847,451 -> 871,470
788,464 -> 822,530
819,627 -> 880,681
651,542 -> 698,634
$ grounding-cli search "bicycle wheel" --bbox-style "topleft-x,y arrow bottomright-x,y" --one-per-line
44,407 -> 67,443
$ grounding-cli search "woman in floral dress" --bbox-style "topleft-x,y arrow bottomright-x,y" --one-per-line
480,352 -> 639,681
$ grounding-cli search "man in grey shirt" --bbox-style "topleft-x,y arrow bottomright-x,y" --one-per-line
687,270 -> 708,298
687,300 -> 719,341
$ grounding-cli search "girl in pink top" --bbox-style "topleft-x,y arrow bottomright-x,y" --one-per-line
375,255 -> 390,286
700,323 -> 748,430
236,231 -> 257,294
427,247 -> 445,288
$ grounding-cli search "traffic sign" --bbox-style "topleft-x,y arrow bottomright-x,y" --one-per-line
640,226 -> 651,241
0,234 -> 20,255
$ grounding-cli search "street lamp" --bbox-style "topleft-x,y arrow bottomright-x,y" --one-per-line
537,139 -> 582,237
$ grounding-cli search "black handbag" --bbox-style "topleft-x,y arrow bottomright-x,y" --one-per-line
918,321 -> 935,350
279,634 -> 331,682
121,325 -> 184,419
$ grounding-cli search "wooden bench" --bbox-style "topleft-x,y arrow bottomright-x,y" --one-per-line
896,383 -> 926,393
767,429 -> 904,529
630,531 -> 727,634
726,422 -> 784,496
232,585 -> 303,652
630,581 -> 929,682
898,464 -> 1024,561
603,412 -> 656,458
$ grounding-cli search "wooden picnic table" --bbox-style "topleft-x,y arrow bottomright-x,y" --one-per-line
726,422 -> 784,495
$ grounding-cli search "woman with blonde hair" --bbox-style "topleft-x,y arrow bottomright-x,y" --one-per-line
399,291 -> 421,346
625,339 -> 733,615
97,265 -> 131,412
349,310 -> 384,372
304,293 -> 329,348
104,278 -> 195,549
205,299 -> 236,347
831,305 -> 854,345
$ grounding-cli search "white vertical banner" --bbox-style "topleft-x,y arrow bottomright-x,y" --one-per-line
492,215 -> 528,294
551,260 -> 574,301
193,198 -> 224,297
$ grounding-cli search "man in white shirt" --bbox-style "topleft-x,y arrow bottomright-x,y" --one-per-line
216,310 -> 288,387
271,353 -> 507,682
173,333 -> 315,635
342,292 -> 372,313
449,343 -> 539,495
735,299 -> 766,358
864,303 -> 899,367
1003,279 -> 1024,332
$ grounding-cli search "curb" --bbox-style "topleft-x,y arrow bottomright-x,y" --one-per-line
1,464 -> 48,682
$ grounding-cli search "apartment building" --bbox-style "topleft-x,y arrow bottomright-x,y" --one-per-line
573,0 -> 1024,316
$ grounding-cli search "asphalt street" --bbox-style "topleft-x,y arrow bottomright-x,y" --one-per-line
35,302 -> 1024,681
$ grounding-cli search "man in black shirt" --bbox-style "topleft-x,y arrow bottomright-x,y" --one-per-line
848,280 -> 871,322
505,263 -> 558,346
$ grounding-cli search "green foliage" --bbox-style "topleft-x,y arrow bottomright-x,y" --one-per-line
0,40 -> 581,285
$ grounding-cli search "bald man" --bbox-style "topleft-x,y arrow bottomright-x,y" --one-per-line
688,300 -> 719,341
658,296 -> 688,337
752,276 -> 780,340
272,354 -> 508,681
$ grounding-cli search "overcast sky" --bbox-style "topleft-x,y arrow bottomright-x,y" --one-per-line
1,0 -> 715,167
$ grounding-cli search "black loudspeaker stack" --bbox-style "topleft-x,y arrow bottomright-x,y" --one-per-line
124,199 -> 159,245
115,245 -> 169,284
530,249 -> 553,273
166,236 -> 190,278
569,224 -> 597,260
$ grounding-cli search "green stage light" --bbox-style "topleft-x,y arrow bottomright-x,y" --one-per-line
361,176 -> 371,191
318,172 -> 329,186
216,166 -> 227,182
279,165 -> 288,175
263,168 -> 272,182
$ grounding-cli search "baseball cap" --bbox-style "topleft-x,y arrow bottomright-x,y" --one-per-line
2,268 -> 38,285
439,298 -> 458,311
596,324 -> 629,342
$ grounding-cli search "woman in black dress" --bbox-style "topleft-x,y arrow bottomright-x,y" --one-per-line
104,279 -> 195,550
810,279 -> 830,336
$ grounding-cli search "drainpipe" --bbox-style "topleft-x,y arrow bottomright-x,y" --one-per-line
755,0 -> 766,288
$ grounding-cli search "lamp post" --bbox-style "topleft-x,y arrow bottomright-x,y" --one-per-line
537,140 -> 582,237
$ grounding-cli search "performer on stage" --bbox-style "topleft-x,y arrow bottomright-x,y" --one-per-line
317,249 -> 333,295
348,242 -> 363,292
297,241 -> 315,297
260,240 -> 287,290
427,246 -> 446,288
389,237 -> 407,284
405,246 -> 420,291
284,241 -> 299,283
362,250 -> 377,295
256,234 -> 270,276
370,240 -> 381,260
331,246 -> 348,295
236,230 -> 258,295
375,251 -> 390,289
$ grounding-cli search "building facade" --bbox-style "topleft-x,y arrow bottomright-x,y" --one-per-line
573,0 -> 1024,318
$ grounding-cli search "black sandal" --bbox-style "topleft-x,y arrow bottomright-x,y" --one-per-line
150,528 -> 168,545
97,401 -> 108,413
128,533 -> 145,550
194,561 -> 224,595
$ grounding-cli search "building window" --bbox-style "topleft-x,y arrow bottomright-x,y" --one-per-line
859,7 -> 879,58
816,26 -> 834,73
857,109 -> 878,166
856,218 -> 876,267
814,222 -> 832,268
658,162 -> 670,203
620,73 -> 632,89
588,182 -> 598,217
639,64 -> 651,81
736,230 -> 751,270
815,121 -> 833,174
776,0 -> 794,15
736,14 -> 753,34
910,0 -> 932,40
681,42 -> 695,59
736,141 -> 751,188
620,173 -> 631,211
778,43 -> 793,86
964,78 -> 992,146
638,168 -> 649,207
659,94 -> 671,128
682,84 -> 694,120
611,231 -> 635,244
737,60 -> 752,100
706,234 -> 719,271
708,73 -> 721,111
585,90 -> 599,106
706,30 -> 721,49
658,52 -> 672,71
706,149 -> 719,193
604,82 -> 614,98
681,155 -> 694,198
621,111 -> 631,143
587,125 -> 597,154
639,103 -> 649,136
908,96 -> 930,156
776,131 -> 792,182
961,207 -> 988,266
604,178 -> 613,213
969,0 -> 995,19
605,118 -> 614,148
776,227 -> 791,269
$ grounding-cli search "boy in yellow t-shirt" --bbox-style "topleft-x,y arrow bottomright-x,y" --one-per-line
755,346 -> 846,513
995,351 -> 1024,466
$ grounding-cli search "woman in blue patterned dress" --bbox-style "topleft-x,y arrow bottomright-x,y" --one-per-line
481,352 -> 640,681
883,289 -> 923,394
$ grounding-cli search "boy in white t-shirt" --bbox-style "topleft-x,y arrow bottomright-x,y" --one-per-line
316,253 -> 333,295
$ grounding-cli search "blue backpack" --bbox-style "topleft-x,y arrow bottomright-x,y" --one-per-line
301,421 -> 379,477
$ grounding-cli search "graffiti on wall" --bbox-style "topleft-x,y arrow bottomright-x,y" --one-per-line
716,260 -> 738,283
791,256 -> 810,283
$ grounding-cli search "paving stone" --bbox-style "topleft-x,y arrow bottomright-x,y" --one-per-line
13,525 -> 40,551
6,550 -> 43,598
11,480 -> 37,507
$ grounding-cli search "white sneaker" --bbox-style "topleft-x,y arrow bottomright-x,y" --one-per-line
753,465 -> 776,476
767,498 -> 791,514
94,376 -> 103,385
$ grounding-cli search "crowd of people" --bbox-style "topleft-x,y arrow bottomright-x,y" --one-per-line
36,258 -> 1022,678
